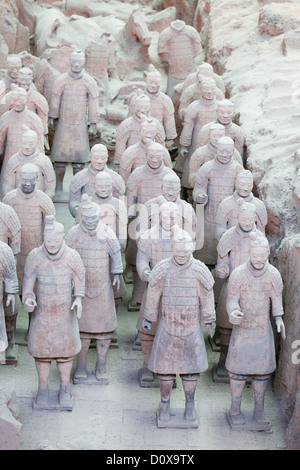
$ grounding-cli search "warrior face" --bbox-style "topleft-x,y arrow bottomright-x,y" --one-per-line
44,230 -> 64,255
200,78 -> 216,100
91,146 -> 108,171
11,89 -> 27,112
250,244 -> 269,270
216,138 -> 234,165
159,203 -> 178,232
7,56 -> 22,80
70,53 -> 85,74
21,132 -> 37,156
238,208 -> 256,232
140,122 -> 156,145
162,180 -> 180,203
95,174 -> 113,199
18,68 -> 33,91
82,213 -> 100,232
236,173 -> 253,197
146,147 -> 164,170
209,126 -> 225,147
146,75 -> 161,94
173,239 -> 193,265
20,171 -> 37,194
217,102 -> 234,125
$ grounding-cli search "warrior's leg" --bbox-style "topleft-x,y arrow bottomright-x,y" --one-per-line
95,337 -> 111,380
228,374 -> 246,424
74,338 -> 90,379
54,163 -> 66,192
72,163 -> 85,176
157,374 -> 175,421
57,358 -> 74,406
140,332 -> 155,382
252,376 -> 270,424
35,359 -> 51,405
181,374 -> 198,421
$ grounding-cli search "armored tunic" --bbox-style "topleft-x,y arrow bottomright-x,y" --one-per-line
0,107 -> 44,176
22,242 -> 85,359
225,260 -> 284,376
66,223 -> 123,335
215,190 -> 268,241
120,140 -> 172,184
49,70 -> 100,163
144,256 -> 215,374
68,164 -> 125,218
2,148 -> 55,199
0,241 -> 19,351
114,113 -> 165,166
193,158 -> 243,265
0,201 -> 21,255
216,224 -> 264,330
3,187 -> 56,292
179,83 -> 223,120
196,119 -> 245,161
189,143 -> 243,189
128,90 -> 177,141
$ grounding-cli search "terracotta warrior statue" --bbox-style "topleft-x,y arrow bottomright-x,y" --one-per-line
120,117 -> 172,184
188,123 -> 242,189
214,200 -> 265,381
69,143 -> 125,219
3,163 -> 56,294
0,241 -> 19,356
0,55 -> 22,105
178,76 -> 219,201
66,194 -> 123,385
128,65 -> 177,147
225,233 -> 285,430
22,215 -> 85,409
0,67 -> 49,148
75,171 -> 127,310
158,20 -> 202,98
143,228 -> 215,425
0,86 -> 44,179
196,99 -> 245,163
114,93 -> 165,170
136,202 -> 179,385
193,136 -> 243,266
0,200 -> 21,362
142,172 -> 197,240
48,49 -> 100,192
1,127 -> 55,200
215,169 -> 267,242
126,142 -> 175,309
179,73 -> 219,121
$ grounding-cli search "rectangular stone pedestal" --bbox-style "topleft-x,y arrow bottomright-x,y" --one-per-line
33,390 -> 73,411
73,370 -> 109,385
226,412 -> 272,434
1,345 -> 18,365
156,409 -> 198,429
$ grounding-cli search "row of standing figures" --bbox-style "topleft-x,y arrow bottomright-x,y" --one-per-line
0,47 -> 286,431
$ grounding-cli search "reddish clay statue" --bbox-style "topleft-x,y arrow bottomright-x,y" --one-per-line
193,136 -> 243,266
196,99 -> 245,162
136,201 -> 179,385
179,74 -> 218,121
0,86 -> 44,179
0,200 -> 21,362
226,233 -> 285,431
0,241 -> 19,356
48,49 -> 100,192
143,228 -> 215,427
158,20 -> 202,98
22,215 -> 85,410
126,142 -> 176,309
120,117 -> 172,184
0,55 -> 22,105
3,163 -> 56,294
1,127 -> 55,200
69,143 -> 125,219
188,123 -> 243,189
114,93 -> 165,170
128,65 -> 177,147
215,169 -> 268,242
214,200 -> 265,381
0,67 -> 49,148
66,194 -> 123,385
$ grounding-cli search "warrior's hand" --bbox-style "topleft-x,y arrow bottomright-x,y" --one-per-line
6,294 -> 15,313
88,123 -> 97,135
113,274 -> 120,292
71,296 -> 82,320
48,117 -> 54,128
24,296 -> 37,313
205,323 -> 214,338
142,319 -> 152,331
216,265 -> 229,279
196,192 -> 208,205
275,316 -> 286,340
229,309 -> 244,325
179,146 -> 188,157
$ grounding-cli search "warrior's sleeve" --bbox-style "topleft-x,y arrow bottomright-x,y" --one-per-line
192,161 -> 211,203
143,259 -> 168,323
48,73 -> 66,119
67,248 -> 86,297
2,244 -> 18,295
269,265 -> 284,318
226,265 -> 244,316
119,146 -> 136,183
193,261 -> 215,323
116,199 -> 128,252
179,102 -> 199,148
254,198 -> 268,235
34,92 -> 50,134
161,95 -> 177,141
216,228 -> 233,273
215,197 -> 231,241
22,248 -> 39,304
126,167 -> 141,216
114,119 -> 131,165
65,226 -> 78,250
5,205 -> 21,255
41,156 -> 55,200
136,233 -> 151,281
68,171 -> 84,217
2,155 -> 17,195
0,113 -> 9,155
105,226 -> 123,274
39,191 -> 56,219
180,201 -> 197,240
84,75 -> 100,124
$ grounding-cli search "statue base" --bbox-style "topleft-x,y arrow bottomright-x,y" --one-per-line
1,344 -> 19,365
226,411 -> 272,434
212,363 -> 230,384
73,370 -> 109,385
132,334 -> 142,351
33,390 -> 73,411
208,335 -> 221,352
156,408 -> 198,429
